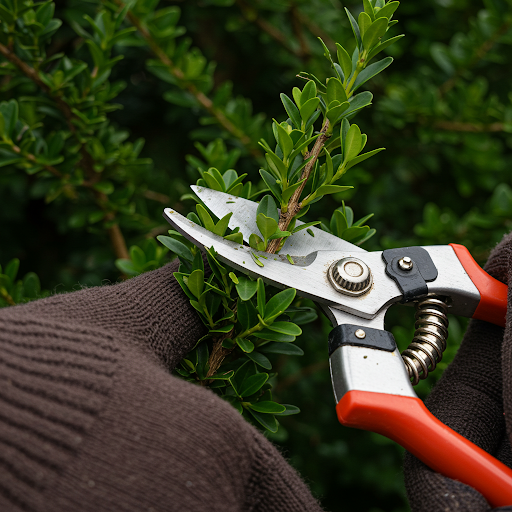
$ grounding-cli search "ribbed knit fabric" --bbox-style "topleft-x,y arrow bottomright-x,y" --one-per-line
404,233 -> 512,511
0,262 -> 324,512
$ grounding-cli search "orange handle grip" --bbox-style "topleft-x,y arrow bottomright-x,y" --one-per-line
337,390 -> 512,507
450,243 -> 507,328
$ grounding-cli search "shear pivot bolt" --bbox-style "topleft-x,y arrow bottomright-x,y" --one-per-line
328,257 -> 373,296
355,329 -> 366,339
398,256 -> 413,271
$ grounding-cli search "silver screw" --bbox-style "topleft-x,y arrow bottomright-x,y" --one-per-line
398,256 -> 413,271
355,329 -> 366,339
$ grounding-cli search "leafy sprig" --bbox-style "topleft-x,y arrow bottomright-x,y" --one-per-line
164,0 -> 403,432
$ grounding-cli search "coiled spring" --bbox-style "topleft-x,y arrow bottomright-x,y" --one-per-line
401,297 -> 449,385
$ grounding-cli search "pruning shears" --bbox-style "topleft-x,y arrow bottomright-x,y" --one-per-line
163,186 -> 511,507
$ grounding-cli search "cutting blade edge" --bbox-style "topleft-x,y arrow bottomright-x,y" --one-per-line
191,185 -> 365,254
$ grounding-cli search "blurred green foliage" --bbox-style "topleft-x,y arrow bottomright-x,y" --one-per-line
1,0 -> 512,510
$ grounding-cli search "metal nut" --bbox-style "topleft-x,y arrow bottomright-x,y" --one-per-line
355,329 -> 366,339
398,256 -> 413,271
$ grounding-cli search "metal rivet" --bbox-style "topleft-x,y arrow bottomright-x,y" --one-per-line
355,329 -> 366,339
398,256 -> 413,271
328,257 -> 373,296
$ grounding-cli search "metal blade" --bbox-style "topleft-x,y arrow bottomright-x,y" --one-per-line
163,207 -> 400,319
191,185 -> 365,254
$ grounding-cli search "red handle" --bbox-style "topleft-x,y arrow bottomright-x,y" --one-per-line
450,243 -> 508,328
337,390 -> 512,507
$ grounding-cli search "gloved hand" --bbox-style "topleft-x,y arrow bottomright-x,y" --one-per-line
404,233 -> 512,511
0,261 -> 323,512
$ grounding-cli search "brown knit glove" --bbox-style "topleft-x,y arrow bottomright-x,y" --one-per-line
404,233 -> 512,511
0,261 -> 323,512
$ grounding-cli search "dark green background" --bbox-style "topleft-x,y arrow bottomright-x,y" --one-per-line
2,0 -> 512,509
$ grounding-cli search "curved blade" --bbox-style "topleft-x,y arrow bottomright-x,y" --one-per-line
191,185 -> 365,254
163,207 -> 400,319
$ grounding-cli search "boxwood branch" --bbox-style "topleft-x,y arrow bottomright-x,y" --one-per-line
0,42 -> 129,261
266,119 -> 330,253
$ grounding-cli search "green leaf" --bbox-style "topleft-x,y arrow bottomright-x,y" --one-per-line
292,87 -> 302,107
229,272 -> 239,284
353,213 -> 375,227
344,124 -> 363,161
252,329 -> 294,342
157,236 -> 193,262
129,245 -> 146,268
331,209 -> 348,237
249,233 -> 265,251
264,150 -> 287,181
274,121 -> 293,161
291,221 -> 321,233
355,228 -> 376,245
236,337 -> 254,353
205,247 -> 227,282
196,342 -> 209,379
326,102 -> 350,125
196,204 -> 216,232
210,323 -> 235,333
213,212 -> 232,236
186,269 -> 204,299
275,404 -> 301,416
245,351 -> 272,370
207,370 -> 235,380
318,37 -> 334,67
352,56 -> 393,92
268,229 -> 291,241
257,278 -> 266,317
358,11 -> 372,40
299,97 -> 320,124
336,44 -> 353,83
115,258 -> 140,276
280,94 -> 301,129
223,395 -> 243,414
257,195 -> 279,223
300,80 -> 317,104
345,7 -> 362,49
236,275 -> 258,301
224,232 -> 243,244
377,1 -> 400,19
362,17 -> 388,51
259,342 -> 304,355
315,185 -> 353,196
363,0 -> 375,20
247,408 -> 278,433
266,321 -> 302,336
5,258 -> 19,283
367,34 -> 405,61
259,169 -> 283,203
326,77 -> 348,105
342,226 -> 370,242
249,401 -> 286,414
238,373 -> 269,397
344,148 -> 385,171
203,171 -> 225,191
343,91 -> 373,118
238,298 -> 259,330
264,288 -> 296,322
